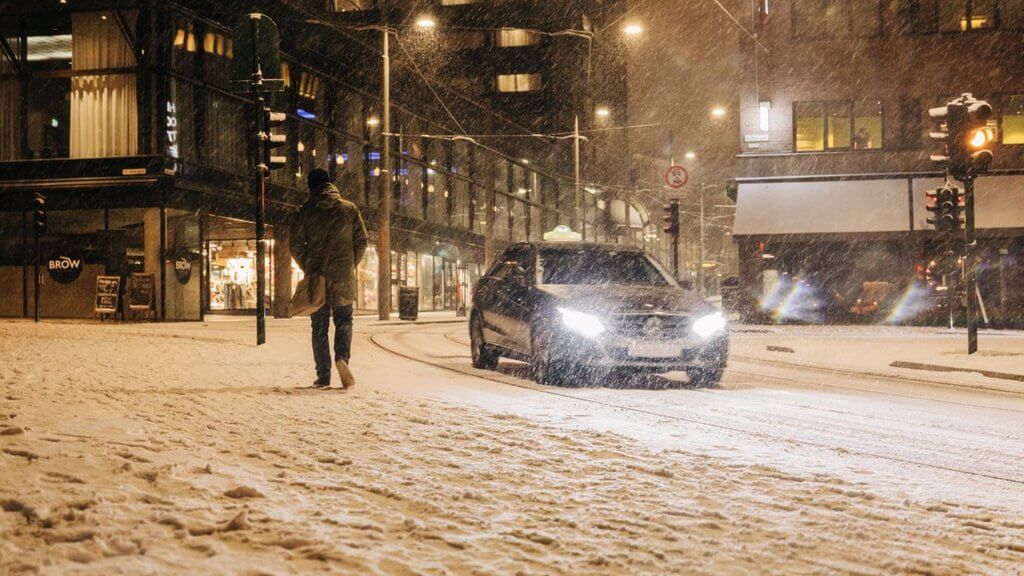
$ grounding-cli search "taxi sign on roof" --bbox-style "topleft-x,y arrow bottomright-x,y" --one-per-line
543,225 -> 582,242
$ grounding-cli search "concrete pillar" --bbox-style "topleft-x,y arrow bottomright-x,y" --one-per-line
272,229 -> 292,318
143,208 -> 162,318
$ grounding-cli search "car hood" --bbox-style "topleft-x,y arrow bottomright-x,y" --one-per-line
536,284 -> 708,315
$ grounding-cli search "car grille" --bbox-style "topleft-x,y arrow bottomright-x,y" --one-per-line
611,314 -> 690,338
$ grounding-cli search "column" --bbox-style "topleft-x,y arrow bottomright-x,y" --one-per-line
272,229 -> 292,318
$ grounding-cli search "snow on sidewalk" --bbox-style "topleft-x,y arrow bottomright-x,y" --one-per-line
731,324 -> 1024,395
1,320 -> 1023,575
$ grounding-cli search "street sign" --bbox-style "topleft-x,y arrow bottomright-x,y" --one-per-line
232,13 -> 284,90
664,165 -> 689,189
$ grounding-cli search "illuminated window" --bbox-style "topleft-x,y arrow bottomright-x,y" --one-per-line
794,100 -> 883,152
1001,95 -> 1024,145
495,29 -> 539,47
328,0 -> 374,12
441,0 -> 479,4
906,0 -> 1000,33
496,73 -> 541,93
794,102 -> 825,151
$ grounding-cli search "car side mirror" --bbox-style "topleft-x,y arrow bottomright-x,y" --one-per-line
511,266 -> 530,287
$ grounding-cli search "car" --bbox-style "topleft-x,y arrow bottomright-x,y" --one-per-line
469,241 -> 729,387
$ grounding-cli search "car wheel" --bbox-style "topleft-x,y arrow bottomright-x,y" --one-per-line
686,365 -> 725,388
470,314 -> 499,370
531,327 -> 575,387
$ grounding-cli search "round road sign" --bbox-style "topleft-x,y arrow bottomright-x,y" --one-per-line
664,165 -> 689,189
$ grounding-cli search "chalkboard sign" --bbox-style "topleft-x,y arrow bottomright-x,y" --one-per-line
95,276 -> 121,314
128,273 -> 155,311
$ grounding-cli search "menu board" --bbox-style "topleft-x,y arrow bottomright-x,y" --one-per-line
95,276 -> 121,314
128,273 -> 155,311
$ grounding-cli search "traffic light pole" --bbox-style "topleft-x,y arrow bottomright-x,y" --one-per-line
33,226 -> 40,323
248,50 -> 267,346
964,176 -> 977,354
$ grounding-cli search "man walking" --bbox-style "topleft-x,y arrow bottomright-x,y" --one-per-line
290,169 -> 368,389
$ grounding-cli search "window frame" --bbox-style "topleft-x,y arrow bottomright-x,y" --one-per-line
792,100 -> 886,153
790,0 -> 884,40
902,0 -> 1005,34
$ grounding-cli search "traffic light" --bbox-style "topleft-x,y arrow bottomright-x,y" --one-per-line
662,199 -> 680,236
925,184 -> 963,233
963,97 -> 993,178
32,192 -> 46,235
929,93 -> 994,181
261,107 -> 287,171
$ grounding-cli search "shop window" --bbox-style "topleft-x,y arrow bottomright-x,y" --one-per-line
495,29 -> 540,47
0,213 -> 26,317
496,73 -> 541,93
1002,95 -> 1024,144
358,245 -> 378,310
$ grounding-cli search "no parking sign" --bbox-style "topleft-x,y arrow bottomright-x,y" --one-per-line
664,165 -> 689,189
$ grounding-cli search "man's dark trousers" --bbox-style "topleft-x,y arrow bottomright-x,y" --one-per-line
311,304 -> 353,382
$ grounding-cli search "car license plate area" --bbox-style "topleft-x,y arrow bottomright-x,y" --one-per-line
627,341 -> 682,359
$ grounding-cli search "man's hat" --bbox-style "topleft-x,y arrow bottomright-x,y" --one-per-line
308,168 -> 331,190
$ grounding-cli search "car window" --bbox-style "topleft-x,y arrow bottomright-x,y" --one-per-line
539,248 -> 672,286
488,245 -> 533,280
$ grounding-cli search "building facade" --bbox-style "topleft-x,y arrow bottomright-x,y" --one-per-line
0,0 -> 661,321
730,0 -> 1024,325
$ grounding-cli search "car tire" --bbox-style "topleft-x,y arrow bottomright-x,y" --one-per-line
470,314 -> 499,370
686,365 -> 725,388
531,327 -> 575,387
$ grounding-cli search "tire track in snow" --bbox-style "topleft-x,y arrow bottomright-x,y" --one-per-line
370,324 -> 1024,487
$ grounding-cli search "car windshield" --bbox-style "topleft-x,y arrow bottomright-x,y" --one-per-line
539,247 -> 673,286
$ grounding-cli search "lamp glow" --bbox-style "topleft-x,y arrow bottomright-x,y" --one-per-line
623,23 -> 643,36
416,16 -> 436,29
558,308 -> 606,339
692,312 -> 726,339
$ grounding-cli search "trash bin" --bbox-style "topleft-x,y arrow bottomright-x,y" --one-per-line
398,286 -> 420,321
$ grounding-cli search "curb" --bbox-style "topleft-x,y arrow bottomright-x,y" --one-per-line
889,361 -> 1024,383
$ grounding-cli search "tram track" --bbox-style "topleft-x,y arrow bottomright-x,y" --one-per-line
370,323 -> 1024,487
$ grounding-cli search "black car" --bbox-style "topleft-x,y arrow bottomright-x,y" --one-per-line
469,242 -> 729,387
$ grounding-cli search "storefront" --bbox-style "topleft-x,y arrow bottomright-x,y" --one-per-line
732,173 -> 1024,326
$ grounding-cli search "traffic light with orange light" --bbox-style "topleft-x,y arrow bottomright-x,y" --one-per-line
929,93 -> 993,181
925,184 -> 963,233
662,199 -> 680,237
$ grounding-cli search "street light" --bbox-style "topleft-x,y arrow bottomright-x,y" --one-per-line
415,16 -> 436,29
623,23 -> 643,36
595,105 -> 610,119
685,151 -> 696,160
710,106 -> 727,119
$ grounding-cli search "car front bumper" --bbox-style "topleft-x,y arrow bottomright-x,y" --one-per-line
549,329 -> 729,371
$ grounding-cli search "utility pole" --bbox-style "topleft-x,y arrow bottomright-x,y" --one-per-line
698,184 -> 705,298
573,114 -> 582,238
377,12 -> 392,321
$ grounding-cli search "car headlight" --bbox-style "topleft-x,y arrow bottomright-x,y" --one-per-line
692,312 -> 727,339
558,308 -> 606,339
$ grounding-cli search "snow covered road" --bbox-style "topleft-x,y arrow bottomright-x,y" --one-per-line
1,318 -> 1023,575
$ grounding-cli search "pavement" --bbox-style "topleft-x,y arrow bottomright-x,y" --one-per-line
729,324 -> 1024,395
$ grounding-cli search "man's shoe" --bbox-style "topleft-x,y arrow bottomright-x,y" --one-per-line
312,377 -> 331,389
336,360 -> 355,389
